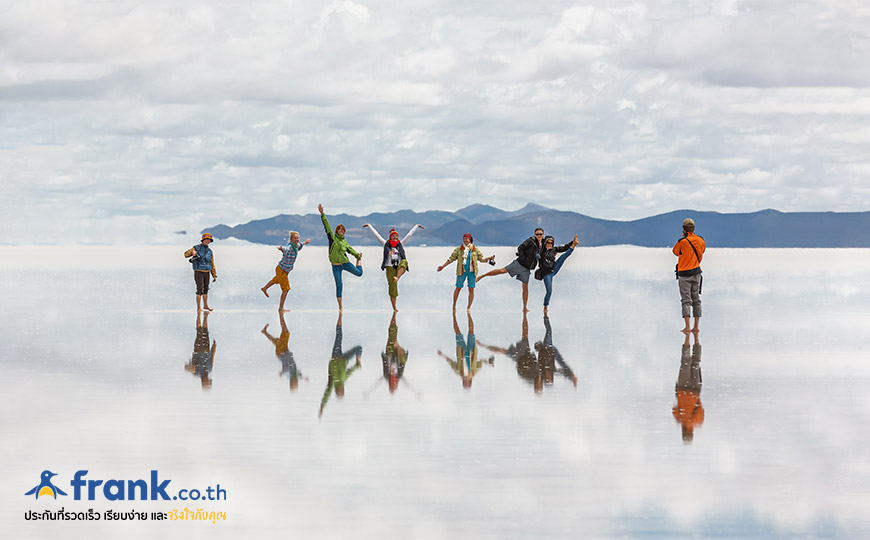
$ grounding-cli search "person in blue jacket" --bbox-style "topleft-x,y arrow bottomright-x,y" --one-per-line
184,233 -> 218,312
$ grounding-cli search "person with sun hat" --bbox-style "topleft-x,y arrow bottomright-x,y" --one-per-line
184,232 -> 218,312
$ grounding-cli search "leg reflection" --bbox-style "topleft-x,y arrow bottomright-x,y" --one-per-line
319,313 -> 363,418
261,311 -> 307,392
673,332 -> 703,443
185,311 -> 216,390
437,311 -> 493,389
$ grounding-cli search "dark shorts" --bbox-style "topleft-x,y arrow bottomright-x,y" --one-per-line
505,260 -> 531,284
194,271 -> 210,295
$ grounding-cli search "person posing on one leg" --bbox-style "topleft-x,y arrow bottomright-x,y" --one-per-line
184,232 -> 218,312
261,230 -> 310,312
673,218 -> 706,334
436,233 -> 494,311
535,234 -> 579,316
534,315 -> 578,388
319,204 -> 363,311
319,312 -> 363,418
476,227 -> 545,312
363,223 -> 424,311
381,312 -> 408,394
261,311 -> 307,392
478,312 -> 545,393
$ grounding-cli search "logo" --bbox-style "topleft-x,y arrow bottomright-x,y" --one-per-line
23,469 -> 226,502
25,470 -> 68,500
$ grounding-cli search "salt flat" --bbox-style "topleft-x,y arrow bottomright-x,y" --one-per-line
2,246 -> 869,538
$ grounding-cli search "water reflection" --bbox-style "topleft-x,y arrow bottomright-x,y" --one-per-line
185,311 -> 216,390
261,311 -> 307,392
437,311 -> 494,388
535,316 -> 578,389
480,314 -> 577,393
673,332 -> 704,443
319,312 -> 363,418
362,313 -> 420,398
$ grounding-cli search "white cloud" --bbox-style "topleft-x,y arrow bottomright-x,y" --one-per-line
1,0 -> 869,243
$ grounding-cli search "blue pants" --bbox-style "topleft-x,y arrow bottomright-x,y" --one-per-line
332,263 -> 363,298
332,325 -> 363,360
543,248 -> 574,306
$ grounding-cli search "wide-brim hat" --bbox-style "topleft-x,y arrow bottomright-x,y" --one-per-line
201,233 -> 214,242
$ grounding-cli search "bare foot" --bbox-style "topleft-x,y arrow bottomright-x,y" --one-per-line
523,307 -> 529,313
680,327 -> 691,334
571,234 -> 579,248
279,308 -> 290,313
543,306 -> 548,316
204,306 -> 214,311
261,287 -> 269,298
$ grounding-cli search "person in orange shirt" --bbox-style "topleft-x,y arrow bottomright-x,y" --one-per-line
673,332 -> 703,443
673,218 -> 705,333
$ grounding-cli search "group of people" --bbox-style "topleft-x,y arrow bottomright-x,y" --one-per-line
185,206 -> 705,331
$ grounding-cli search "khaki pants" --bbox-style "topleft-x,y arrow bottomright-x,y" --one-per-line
678,274 -> 702,318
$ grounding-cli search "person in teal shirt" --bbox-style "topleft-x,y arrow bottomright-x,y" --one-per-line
318,203 -> 363,310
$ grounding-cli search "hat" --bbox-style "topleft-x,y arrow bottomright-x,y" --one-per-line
463,233 -> 473,242
389,228 -> 398,237
201,233 -> 214,242
682,218 -> 695,228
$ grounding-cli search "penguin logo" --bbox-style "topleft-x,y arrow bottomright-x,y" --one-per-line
24,470 -> 68,500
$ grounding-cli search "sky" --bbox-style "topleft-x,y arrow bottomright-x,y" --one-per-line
2,0 -> 870,244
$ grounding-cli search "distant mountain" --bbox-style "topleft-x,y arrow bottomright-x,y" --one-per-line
206,207 -> 870,248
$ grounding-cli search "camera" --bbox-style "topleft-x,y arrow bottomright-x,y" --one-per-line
189,255 -> 201,264
488,255 -> 496,266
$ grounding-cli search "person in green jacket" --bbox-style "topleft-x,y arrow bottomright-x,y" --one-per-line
318,203 -> 363,310
319,312 -> 362,418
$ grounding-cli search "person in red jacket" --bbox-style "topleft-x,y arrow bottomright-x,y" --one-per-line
673,218 -> 706,333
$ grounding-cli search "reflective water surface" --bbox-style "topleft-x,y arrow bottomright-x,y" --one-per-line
2,246 -> 869,539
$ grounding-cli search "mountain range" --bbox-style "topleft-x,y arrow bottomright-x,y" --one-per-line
207,204 -> 870,248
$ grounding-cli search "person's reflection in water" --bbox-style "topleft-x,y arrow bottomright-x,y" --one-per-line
185,311 -> 216,390
673,332 -> 704,443
319,312 -> 362,418
381,312 -> 408,393
437,311 -> 493,388
479,313 -> 545,393
535,316 -> 578,389
261,311 -> 307,392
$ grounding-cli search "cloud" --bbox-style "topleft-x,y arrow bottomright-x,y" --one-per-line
635,1 -> 870,87
1,1 -> 869,243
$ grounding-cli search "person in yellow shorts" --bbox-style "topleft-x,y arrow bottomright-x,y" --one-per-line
261,231 -> 310,312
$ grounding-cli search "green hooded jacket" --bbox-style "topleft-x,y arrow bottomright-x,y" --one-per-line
321,213 -> 361,265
